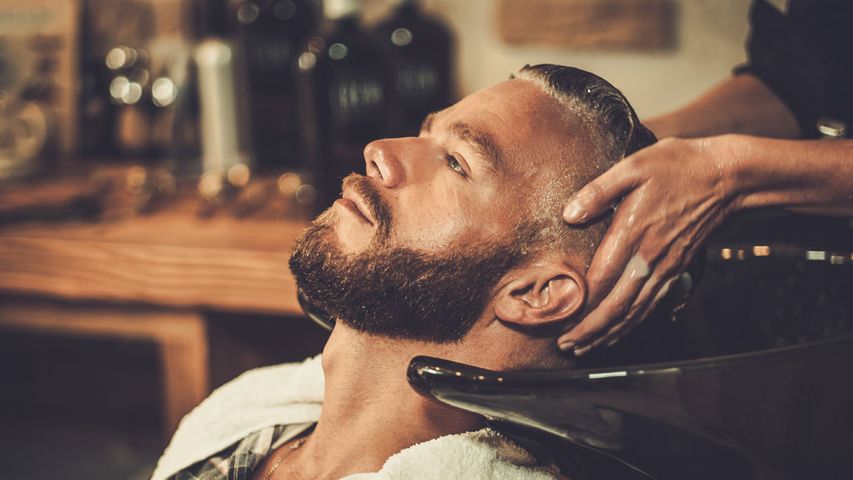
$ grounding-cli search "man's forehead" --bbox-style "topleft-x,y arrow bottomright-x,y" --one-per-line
446,80 -> 558,129
429,80 -> 568,148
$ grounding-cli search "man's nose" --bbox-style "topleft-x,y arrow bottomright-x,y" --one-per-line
363,139 -> 405,188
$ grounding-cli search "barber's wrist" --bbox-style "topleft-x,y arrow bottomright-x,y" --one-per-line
719,133 -> 800,212
644,116 -> 674,139
704,134 -> 751,212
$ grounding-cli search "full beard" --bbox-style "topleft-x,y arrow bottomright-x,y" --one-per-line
289,211 -> 525,344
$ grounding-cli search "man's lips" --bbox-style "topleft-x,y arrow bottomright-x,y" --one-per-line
338,188 -> 375,226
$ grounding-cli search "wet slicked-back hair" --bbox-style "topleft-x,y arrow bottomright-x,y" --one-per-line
515,64 -> 656,162
511,64 -> 657,268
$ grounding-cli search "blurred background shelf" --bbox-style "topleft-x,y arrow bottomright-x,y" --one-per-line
0,167 -> 314,478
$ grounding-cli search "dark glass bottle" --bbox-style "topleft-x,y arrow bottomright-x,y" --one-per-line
105,45 -> 155,158
78,0 -> 157,157
297,0 -> 390,210
233,0 -> 318,173
78,0 -> 115,156
373,0 -> 454,137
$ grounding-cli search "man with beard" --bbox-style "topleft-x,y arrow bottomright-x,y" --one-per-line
152,64 -> 654,480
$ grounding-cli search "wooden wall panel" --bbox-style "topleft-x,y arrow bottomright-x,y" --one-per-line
497,0 -> 677,50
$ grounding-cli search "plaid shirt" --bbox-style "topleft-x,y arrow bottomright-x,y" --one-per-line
167,424 -> 312,480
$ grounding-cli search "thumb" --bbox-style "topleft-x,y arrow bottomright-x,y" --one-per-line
562,162 -> 638,224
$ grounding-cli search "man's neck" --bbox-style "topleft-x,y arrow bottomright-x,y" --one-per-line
284,325 -> 484,479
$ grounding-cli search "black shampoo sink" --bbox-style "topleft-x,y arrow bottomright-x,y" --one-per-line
408,211 -> 853,479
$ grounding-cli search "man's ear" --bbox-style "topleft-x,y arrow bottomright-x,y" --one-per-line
494,254 -> 587,328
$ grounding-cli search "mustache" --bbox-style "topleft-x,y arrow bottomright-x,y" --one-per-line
342,174 -> 392,241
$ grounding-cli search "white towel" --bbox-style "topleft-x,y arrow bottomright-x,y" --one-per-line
152,355 -> 560,480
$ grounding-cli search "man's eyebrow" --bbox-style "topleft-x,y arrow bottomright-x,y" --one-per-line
420,112 -> 436,134
420,113 -> 506,174
447,121 -> 505,174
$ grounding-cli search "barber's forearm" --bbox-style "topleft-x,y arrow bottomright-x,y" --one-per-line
645,74 -> 801,139
725,135 -> 853,216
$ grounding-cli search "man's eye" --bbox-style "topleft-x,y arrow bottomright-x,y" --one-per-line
445,154 -> 467,177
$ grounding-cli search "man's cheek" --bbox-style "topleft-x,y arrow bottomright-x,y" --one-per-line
423,184 -> 473,245
398,215 -> 466,250
391,190 -> 467,250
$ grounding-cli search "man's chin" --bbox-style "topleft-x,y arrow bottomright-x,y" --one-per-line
310,206 -> 375,254
334,218 -> 377,254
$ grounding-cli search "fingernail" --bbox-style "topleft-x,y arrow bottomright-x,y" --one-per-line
562,202 -> 586,223
573,344 -> 593,357
558,340 -> 576,351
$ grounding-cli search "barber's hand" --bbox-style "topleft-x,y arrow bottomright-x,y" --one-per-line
557,136 -> 740,355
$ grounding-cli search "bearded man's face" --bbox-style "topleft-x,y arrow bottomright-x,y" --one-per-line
289,79 -> 573,343
290,175 -> 527,343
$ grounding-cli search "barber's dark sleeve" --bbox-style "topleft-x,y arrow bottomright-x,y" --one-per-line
734,0 -> 853,138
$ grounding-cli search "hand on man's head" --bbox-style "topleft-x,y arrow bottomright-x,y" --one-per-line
558,136 -> 739,354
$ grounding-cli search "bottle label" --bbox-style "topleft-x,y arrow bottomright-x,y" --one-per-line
247,37 -> 294,73
329,72 -> 386,125
396,59 -> 440,105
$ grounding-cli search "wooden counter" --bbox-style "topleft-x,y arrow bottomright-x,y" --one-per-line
0,186 -> 308,315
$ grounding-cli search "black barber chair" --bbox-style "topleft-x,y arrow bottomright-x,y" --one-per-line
300,211 -> 853,479
407,211 -> 853,480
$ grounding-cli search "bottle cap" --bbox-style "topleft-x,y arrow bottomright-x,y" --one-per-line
324,0 -> 361,20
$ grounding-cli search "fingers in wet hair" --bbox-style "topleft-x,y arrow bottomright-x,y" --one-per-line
595,273 -> 679,349
563,161 -> 640,224
583,219 -> 638,306
561,255 -> 650,353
